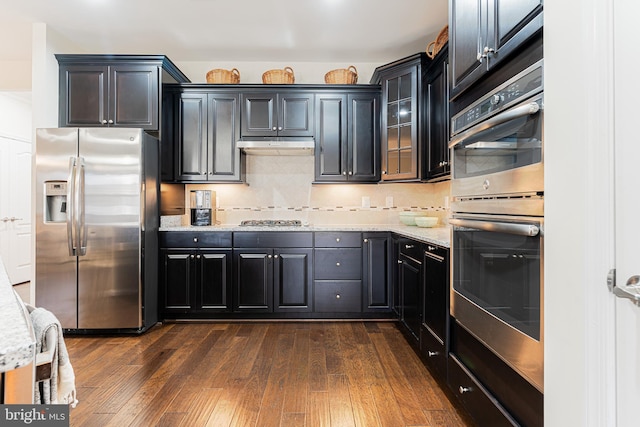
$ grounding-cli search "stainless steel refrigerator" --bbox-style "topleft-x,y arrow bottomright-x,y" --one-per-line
35,128 -> 159,333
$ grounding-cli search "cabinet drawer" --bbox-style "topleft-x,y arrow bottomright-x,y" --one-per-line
314,281 -> 361,312
314,232 -> 362,248
314,248 -> 361,279
420,326 -> 446,379
160,231 -> 232,248
448,355 -> 518,427
399,238 -> 422,261
234,232 -> 313,248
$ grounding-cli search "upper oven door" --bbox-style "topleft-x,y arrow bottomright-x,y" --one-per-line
450,93 -> 543,198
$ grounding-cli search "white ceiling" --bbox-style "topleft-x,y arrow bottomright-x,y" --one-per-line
0,0 -> 448,63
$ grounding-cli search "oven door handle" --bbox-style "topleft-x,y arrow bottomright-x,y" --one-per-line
448,101 -> 541,149
450,218 -> 540,237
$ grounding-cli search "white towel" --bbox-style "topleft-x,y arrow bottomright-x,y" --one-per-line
30,307 -> 79,408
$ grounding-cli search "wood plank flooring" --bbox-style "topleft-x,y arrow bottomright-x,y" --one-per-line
64,321 -> 474,427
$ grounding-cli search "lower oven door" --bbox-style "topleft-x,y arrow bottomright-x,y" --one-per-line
450,214 -> 543,392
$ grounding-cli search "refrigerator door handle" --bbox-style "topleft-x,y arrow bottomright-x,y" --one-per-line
77,157 -> 87,256
67,157 -> 77,256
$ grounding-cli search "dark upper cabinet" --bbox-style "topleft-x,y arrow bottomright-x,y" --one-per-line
314,90 -> 380,183
165,87 -> 244,183
241,91 -> 314,137
425,46 -> 450,182
56,54 -> 189,131
450,0 -> 543,99
372,53 -> 428,182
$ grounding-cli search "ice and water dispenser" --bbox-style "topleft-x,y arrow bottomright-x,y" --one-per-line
190,190 -> 212,226
44,181 -> 67,223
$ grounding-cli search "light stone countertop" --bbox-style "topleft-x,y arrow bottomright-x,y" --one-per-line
159,224 -> 451,248
0,257 -> 36,373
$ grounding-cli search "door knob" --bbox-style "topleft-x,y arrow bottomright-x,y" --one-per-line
611,272 -> 640,305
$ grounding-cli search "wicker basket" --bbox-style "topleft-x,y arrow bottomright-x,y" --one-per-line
206,68 -> 240,84
262,67 -> 295,84
324,66 -> 358,84
426,25 -> 449,59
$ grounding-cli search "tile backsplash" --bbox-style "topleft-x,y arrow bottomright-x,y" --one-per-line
164,155 -> 451,226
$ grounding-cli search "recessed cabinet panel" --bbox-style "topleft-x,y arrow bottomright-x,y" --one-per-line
315,95 -> 347,180
235,251 -> 272,311
111,66 -> 158,128
209,96 -> 239,176
63,66 -> 107,126
177,94 -> 208,180
199,252 -> 231,310
274,250 -> 312,311
162,251 -> 192,310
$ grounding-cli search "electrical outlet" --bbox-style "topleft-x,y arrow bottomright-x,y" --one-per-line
361,196 -> 371,208
386,196 -> 394,208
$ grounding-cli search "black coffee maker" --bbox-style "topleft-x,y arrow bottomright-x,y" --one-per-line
190,190 -> 212,226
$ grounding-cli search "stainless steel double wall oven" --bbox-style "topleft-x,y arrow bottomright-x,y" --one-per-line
449,51 -> 544,393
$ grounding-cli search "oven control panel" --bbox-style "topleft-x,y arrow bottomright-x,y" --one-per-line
452,60 -> 543,135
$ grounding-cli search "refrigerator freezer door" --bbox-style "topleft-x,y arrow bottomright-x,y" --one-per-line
35,128 -> 80,329
77,128 -> 143,329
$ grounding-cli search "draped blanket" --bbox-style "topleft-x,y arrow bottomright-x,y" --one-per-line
30,307 -> 78,407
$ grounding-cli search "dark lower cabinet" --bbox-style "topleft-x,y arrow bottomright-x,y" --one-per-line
234,232 -> 313,314
398,238 -> 423,343
362,233 -> 391,312
449,322 -> 543,426
314,232 -> 363,313
160,230 -> 394,319
420,244 -> 449,378
233,248 -> 313,313
234,250 -> 273,312
160,232 -> 233,318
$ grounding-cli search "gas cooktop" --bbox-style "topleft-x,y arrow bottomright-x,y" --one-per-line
239,219 -> 302,227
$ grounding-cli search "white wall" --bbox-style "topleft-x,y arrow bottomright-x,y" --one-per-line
0,93 -> 32,141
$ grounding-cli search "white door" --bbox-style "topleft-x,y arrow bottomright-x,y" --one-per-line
0,137 -> 32,284
613,0 -> 640,424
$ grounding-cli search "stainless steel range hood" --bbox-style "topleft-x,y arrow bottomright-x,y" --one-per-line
236,138 -> 315,156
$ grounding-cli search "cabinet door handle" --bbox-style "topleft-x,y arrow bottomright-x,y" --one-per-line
193,237 -> 198,243
190,254 -> 195,259
397,260 -> 403,264
348,171 -> 353,176
278,126 -> 283,131
427,351 -> 439,357
272,126 -> 277,131
336,262 -> 340,266
268,255 -> 273,259
336,238 -> 340,242
274,254 -> 279,258
342,171 -> 347,175
363,238 -> 368,243
196,254 -> 201,259
108,119 -> 114,124
405,244 -> 414,249
101,119 -> 107,124
335,294 -> 341,299
459,386 -> 472,394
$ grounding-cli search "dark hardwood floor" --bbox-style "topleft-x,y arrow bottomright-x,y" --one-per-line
64,321 -> 473,427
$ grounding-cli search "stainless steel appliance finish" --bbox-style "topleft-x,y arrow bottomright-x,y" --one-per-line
450,212 -> 543,391
190,190 -> 212,226
35,128 -> 159,332
449,60 -> 544,199
236,138 -> 315,155
449,58 -> 545,392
